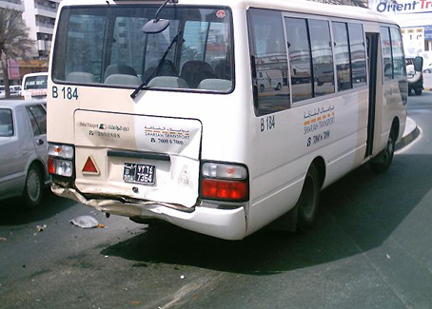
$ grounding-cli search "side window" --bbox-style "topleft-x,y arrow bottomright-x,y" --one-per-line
309,19 -> 335,96
285,17 -> 312,103
249,9 -> 290,115
348,23 -> 367,87
0,109 -> 14,137
26,108 -> 41,136
380,27 -> 393,81
333,22 -> 351,91
26,105 -> 47,136
390,27 -> 405,78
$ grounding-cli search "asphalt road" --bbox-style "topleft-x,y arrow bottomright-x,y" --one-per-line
1,93 -> 432,309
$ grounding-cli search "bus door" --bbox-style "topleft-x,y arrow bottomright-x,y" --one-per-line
365,33 -> 379,158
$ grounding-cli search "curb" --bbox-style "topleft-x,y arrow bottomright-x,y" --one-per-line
395,118 -> 420,151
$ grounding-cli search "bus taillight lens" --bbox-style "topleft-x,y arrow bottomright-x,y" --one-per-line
48,158 -> 73,177
200,162 -> 249,202
48,157 -> 55,175
201,179 -> 248,201
48,143 -> 74,177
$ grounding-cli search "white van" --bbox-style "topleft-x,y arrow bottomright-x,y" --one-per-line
21,72 -> 48,100
257,69 -> 283,92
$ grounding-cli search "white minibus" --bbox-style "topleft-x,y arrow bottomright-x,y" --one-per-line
21,72 -> 48,100
47,0 -> 408,240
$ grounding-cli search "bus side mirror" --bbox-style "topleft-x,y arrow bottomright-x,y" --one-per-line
414,56 -> 423,72
142,19 -> 170,34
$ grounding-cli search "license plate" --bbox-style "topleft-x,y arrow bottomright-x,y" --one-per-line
123,163 -> 156,185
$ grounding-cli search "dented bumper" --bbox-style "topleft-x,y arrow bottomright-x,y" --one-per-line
52,184 -> 248,240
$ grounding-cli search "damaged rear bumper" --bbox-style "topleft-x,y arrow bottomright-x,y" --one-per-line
52,184 -> 248,240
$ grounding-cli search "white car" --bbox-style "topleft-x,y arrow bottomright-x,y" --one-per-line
0,100 -> 49,209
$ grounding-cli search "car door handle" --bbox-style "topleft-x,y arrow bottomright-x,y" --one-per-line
36,139 -> 44,146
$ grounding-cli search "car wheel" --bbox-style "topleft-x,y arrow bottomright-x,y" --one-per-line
260,84 -> 265,92
371,132 -> 395,173
296,164 -> 320,232
23,164 -> 43,209
275,83 -> 282,91
415,89 -> 422,96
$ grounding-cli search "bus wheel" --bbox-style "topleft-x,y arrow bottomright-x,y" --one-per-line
296,164 -> 320,232
23,164 -> 43,210
371,132 -> 395,173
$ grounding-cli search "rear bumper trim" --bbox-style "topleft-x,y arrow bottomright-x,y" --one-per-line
107,149 -> 170,162
51,184 -> 248,240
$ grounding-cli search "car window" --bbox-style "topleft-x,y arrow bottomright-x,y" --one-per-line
26,105 -> 47,136
0,109 -> 14,137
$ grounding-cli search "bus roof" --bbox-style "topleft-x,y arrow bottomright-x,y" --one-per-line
60,0 -> 398,26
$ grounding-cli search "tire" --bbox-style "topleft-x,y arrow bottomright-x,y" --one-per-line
22,164 -> 43,209
260,84 -> 265,93
296,164 -> 320,232
275,83 -> 282,91
415,89 -> 422,96
370,132 -> 396,173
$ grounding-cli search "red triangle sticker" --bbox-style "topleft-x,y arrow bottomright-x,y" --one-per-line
82,156 -> 99,175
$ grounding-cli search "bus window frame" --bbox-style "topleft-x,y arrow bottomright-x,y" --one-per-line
381,25 -> 406,85
51,4 -> 236,95
380,25 -> 394,84
247,8 -> 291,116
280,11 -> 369,109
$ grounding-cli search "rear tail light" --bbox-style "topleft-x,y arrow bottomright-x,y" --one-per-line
48,143 -> 74,177
48,144 -> 74,159
201,162 -> 249,202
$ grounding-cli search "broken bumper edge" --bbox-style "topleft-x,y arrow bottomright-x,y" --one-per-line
51,184 -> 248,240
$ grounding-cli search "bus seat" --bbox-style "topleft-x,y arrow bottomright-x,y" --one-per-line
198,79 -> 232,91
147,76 -> 189,89
143,60 -> 178,81
66,72 -> 96,83
104,64 -> 137,81
180,61 -> 217,88
214,60 -> 231,80
104,74 -> 142,86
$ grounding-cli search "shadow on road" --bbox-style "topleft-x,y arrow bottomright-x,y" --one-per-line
0,189 -> 76,226
102,153 -> 431,275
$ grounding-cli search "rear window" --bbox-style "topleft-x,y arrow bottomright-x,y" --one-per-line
0,109 -> 14,137
24,75 -> 48,90
53,6 -> 234,93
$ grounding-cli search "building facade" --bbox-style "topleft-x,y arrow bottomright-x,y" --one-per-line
368,0 -> 432,61
22,0 -> 61,59
0,0 -> 58,84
